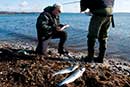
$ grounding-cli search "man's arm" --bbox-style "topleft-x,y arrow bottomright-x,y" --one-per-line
41,14 -> 56,32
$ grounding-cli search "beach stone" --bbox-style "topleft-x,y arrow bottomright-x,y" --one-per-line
0,42 -> 130,87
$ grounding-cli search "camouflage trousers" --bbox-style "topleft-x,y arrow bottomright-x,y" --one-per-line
87,15 -> 112,40
87,14 -> 112,58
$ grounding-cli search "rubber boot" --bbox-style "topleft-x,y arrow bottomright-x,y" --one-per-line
58,47 -> 68,55
85,38 -> 96,62
56,31 -> 68,55
94,39 -> 107,63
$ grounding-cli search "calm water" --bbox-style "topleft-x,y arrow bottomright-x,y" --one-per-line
0,13 -> 130,60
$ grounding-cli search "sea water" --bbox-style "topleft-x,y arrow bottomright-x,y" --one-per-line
0,13 -> 130,60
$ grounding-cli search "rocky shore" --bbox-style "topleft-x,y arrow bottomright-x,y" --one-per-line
0,41 -> 130,87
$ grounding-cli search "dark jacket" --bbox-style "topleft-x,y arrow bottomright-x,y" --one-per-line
36,6 -> 60,39
80,0 -> 115,12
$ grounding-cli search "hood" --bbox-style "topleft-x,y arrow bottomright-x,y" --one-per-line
44,6 -> 54,13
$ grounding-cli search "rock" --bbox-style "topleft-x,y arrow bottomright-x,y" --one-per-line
0,42 -> 130,87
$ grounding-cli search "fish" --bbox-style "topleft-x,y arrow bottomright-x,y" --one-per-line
60,24 -> 70,31
17,50 -> 28,55
52,64 -> 79,76
57,67 -> 86,86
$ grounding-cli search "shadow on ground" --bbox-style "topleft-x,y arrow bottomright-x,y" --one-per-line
0,48 -> 36,62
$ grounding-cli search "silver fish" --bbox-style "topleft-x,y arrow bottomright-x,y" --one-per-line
17,50 -> 28,55
53,64 -> 79,76
57,67 -> 86,86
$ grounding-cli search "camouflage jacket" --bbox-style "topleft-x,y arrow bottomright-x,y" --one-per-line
36,6 -> 61,39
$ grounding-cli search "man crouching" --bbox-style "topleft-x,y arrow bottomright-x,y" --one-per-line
36,3 -> 69,56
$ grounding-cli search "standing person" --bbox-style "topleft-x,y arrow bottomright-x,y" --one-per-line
80,0 -> 115,63
36,3 -> 69,56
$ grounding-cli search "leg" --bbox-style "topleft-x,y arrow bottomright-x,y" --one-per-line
86,16 -> 104,62
96,38 -> 107,63
87,37 -> 95,58
52,31 -> 68,55
36,37 -> 50,55
95,16 -> 111,63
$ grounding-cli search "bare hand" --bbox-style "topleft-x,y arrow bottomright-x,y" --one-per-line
56,26 -> 61,31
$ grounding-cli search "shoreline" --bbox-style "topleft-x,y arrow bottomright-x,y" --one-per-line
0,41 -> 130,87
0,40 -> 130,62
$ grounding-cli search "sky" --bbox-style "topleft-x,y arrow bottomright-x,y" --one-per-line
0,0 -> 130,13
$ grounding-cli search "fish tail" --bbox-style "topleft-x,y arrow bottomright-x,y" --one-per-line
55,83 -> 61,87
57,81 -> 65,87
57,83 -> 62,87
52,74 -> 56,77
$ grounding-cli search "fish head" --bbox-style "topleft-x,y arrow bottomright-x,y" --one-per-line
81,67 -> 86,72
72,64 -> 79,71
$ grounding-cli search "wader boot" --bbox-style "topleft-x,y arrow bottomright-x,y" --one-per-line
85,38 -> 96,62
57,35 -> 68,55
58,47 -> 68,56
52,31 -> 68,55
94,39 -> 107,63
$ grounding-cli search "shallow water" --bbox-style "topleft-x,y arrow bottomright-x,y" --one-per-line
0,13 -> 130,60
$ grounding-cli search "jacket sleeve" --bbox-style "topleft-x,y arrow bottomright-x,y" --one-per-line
40,14 -> 56,32
36,13 -> 57,37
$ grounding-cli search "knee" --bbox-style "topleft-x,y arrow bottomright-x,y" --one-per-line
98,39 -> 107,49
87,36 -> 96,42
98,38 -> 107,43
61,31 -> 67,38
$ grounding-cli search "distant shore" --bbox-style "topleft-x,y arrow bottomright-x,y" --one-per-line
0,11 -> 130,14
0,11 -> 40,14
